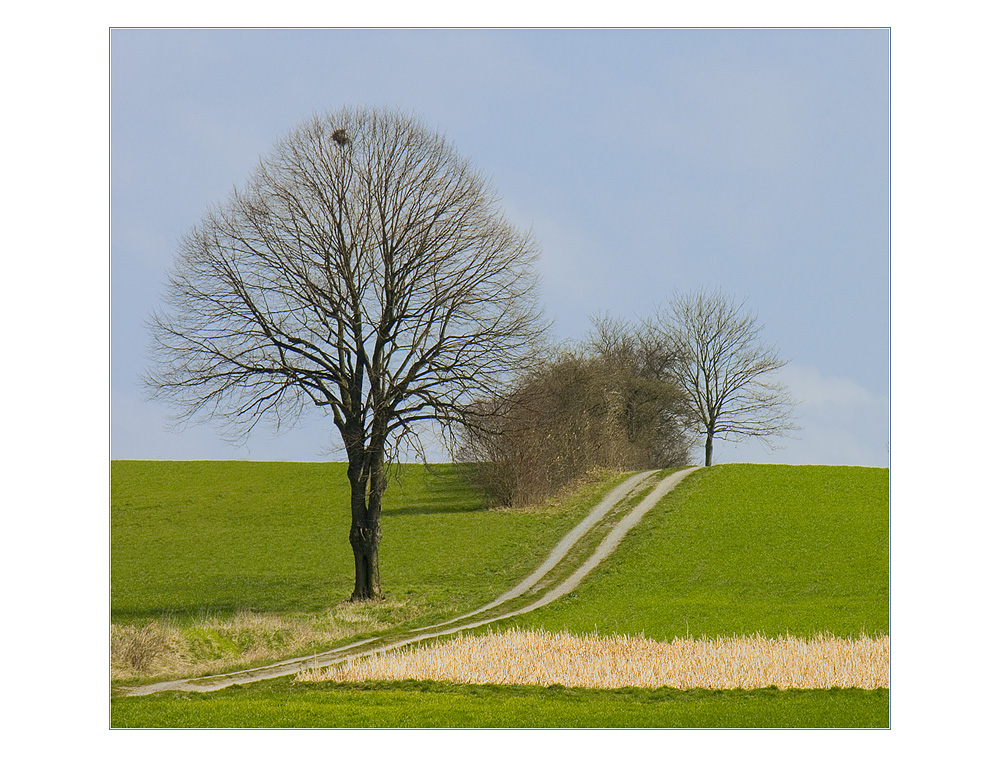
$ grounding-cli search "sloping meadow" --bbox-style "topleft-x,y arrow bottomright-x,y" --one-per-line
112,462 -> 888,691
505,464 -> 890,641
111,461 -> 633,680
302,464 -> 889,692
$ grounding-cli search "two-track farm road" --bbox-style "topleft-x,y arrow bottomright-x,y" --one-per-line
120,467 -> 699,696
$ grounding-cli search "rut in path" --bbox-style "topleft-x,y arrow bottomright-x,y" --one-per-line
119,467 -> 698,697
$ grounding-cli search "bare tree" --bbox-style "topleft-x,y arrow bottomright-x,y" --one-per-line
146,107 -> 547,600
655,290 -> 797,466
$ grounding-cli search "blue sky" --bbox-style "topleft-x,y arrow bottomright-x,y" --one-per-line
111,28 -> 889,466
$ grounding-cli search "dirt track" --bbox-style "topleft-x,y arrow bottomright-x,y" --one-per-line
120,467 -> 698,697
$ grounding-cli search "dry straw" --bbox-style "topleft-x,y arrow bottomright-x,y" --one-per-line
110,605 -> 401,681
299,628 -> 889,690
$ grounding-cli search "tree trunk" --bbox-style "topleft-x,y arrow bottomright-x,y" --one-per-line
345,432 -> 383,602
346,436 -> 386,602
704,433 -> 713,467
349,522 -> 382,600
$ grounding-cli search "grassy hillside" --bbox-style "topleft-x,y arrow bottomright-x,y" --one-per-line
504,464 -> 889,639
111,461 -> 626,626
112,462 -> 888,642
111,461 -> 889,727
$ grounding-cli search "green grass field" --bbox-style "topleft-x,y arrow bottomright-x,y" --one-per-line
111,460 -> 631,673
111,678 -> 888,728
111,461 -> 889,728
499,464 -> 889,640
112,461 -> 632,624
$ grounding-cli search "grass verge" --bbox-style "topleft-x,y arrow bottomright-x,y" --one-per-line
110,678 -> 888,728
111,605 -> 402,682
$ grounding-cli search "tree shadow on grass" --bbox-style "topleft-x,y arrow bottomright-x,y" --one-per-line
382,502 -> 485,518
111,577 -> 349,623
382,463 -> 489,517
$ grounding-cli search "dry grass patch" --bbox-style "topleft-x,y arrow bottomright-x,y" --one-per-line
110,621 -> 188,676
111,603 -> 404,681
299,628 -> 889,690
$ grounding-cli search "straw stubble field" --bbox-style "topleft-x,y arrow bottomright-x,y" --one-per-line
299,627 -> 889,690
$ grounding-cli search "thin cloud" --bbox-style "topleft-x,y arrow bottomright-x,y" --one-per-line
780,364 -> 881,408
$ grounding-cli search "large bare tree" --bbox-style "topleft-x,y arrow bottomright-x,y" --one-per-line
146,107 -> 546,600
656,290 -> 797,466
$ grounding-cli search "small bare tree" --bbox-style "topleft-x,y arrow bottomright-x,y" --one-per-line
146,107 -> 547,600
656,290 -> 797,466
